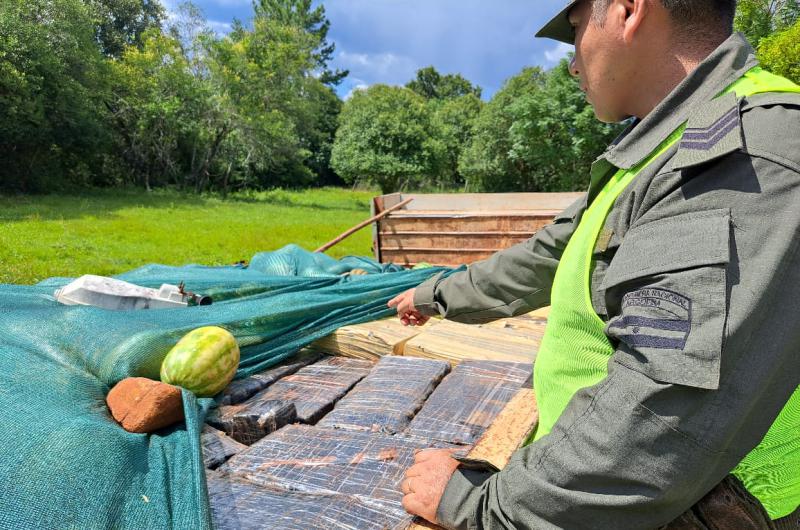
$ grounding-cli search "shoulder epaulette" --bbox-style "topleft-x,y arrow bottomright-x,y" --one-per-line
671,92 -> 743,170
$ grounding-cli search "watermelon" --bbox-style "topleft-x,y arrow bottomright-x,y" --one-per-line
160,326 -> 240,397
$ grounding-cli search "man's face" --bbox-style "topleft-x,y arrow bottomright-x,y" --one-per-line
568,0 -> 632,123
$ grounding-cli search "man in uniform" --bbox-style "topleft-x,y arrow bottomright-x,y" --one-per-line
390,0 -> 800,528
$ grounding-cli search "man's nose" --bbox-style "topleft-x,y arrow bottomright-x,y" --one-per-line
569,55 -> 579,77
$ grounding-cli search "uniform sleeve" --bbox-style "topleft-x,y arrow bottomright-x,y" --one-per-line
412,195 -> 586,324
434,108 -> 800,529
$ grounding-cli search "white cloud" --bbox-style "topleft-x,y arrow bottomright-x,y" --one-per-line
333,50 -> 419,96
544,42 -> 573,63
343,82 -> 370,100
207,19 -> 232,35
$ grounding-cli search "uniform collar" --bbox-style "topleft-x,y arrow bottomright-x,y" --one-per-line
602,33 -> 758,170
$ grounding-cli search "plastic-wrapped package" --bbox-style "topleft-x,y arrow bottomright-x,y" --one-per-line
246,356 -> 374,424
405,360 -> 531,445
206,400 -> 297,446
218,424 -> 447,520
317,356 -> 450,433
218,350 -> 322,406
202,425 -> 248,469
208,472 -> 411,530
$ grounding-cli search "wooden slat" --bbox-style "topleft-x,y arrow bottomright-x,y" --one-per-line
380,250 -> 495,266
407,388 -> 539,530
380,192 -> 583,212
484,311 -> 549,335
380,216 -> 553,233
380,236 -> 530,251
403,320 -> 542,365
311,318 -> 437,360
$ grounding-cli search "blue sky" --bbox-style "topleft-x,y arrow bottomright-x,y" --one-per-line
165,0 -> 574,99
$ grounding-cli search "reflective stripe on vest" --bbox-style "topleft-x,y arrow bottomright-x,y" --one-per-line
532,67 -> 800,519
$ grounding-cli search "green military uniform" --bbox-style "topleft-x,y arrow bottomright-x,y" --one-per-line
413,33 -> 800,529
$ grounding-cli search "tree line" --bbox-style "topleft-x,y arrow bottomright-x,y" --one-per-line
1,0 -> 797,194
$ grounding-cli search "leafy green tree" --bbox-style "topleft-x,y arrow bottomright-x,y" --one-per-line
757,19 -> 800,83
0,0 -> 111,192
428,94 -> 483,189
89,0 -> 164,57
460,60 -> 622,193
735,0 -> 800,47
254,0 -> 348,86
331,85 -> 445,193
406,66 -> 483,100
108,28 -> 215,190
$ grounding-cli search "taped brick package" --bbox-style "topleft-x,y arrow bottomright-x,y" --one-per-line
405,360 -> 531,445
206,399 -> 297,445
207,356 -> 373,444
252,356 -> 374,423
207,472 -> 411,530
218,350 -> 322,406
201,425 -> 248,469
317,356 -> 450,433
214,424 -> 450,529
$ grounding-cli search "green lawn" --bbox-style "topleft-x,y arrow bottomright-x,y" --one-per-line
0,188 -> 377,285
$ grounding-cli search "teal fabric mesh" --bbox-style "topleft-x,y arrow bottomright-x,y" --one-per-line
0,244 -> 452,529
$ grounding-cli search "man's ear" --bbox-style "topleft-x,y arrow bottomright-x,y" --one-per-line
620,0 -> 649,43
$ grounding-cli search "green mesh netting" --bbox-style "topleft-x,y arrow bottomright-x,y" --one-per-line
0,244 -> 452,529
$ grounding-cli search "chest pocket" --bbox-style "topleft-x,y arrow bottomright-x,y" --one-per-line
600,209 -> 731,390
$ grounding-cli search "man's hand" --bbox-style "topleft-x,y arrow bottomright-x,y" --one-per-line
400,449 -> 460,524
388,288 -> 430,326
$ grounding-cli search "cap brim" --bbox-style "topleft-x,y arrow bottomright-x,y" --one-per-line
535,0 -> 580,44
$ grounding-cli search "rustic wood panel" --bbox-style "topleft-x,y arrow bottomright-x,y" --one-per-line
403,319 -> 542,365
380,250 -> 494,267
382,192 -> 583,212
406,388 -> 539,530
380,215 -> 553,234
380,233 -> 530,250
310,318 -> 437,360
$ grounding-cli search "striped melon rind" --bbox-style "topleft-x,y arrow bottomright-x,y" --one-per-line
160,326 -> 240,397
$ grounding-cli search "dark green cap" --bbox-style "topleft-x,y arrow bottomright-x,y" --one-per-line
535,0 -> 580,44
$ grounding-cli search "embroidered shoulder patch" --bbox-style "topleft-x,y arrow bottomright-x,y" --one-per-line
608,288 -> 692,350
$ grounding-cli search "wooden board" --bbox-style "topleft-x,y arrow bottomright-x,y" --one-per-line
310,318 -> 437,360
403,319 -> 542,365
407,388 -> 539,530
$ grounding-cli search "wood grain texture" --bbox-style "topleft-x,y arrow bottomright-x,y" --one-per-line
311,318 -> 438,360
403,319 -> 541,365
407,388 -> 539,530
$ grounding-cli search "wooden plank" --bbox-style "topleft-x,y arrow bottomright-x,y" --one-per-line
379,234 -> 530,251
310,318 -> 437,360
465,388 -> 538,469
403,319 -> 542,365
406,388 -> 538,530
380,215 -> 553,233
383,192 -> 583,212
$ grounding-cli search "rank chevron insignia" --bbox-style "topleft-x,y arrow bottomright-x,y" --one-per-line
679,106 -> 740,150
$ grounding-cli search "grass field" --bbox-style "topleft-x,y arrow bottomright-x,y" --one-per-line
0,188 -> 377,285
